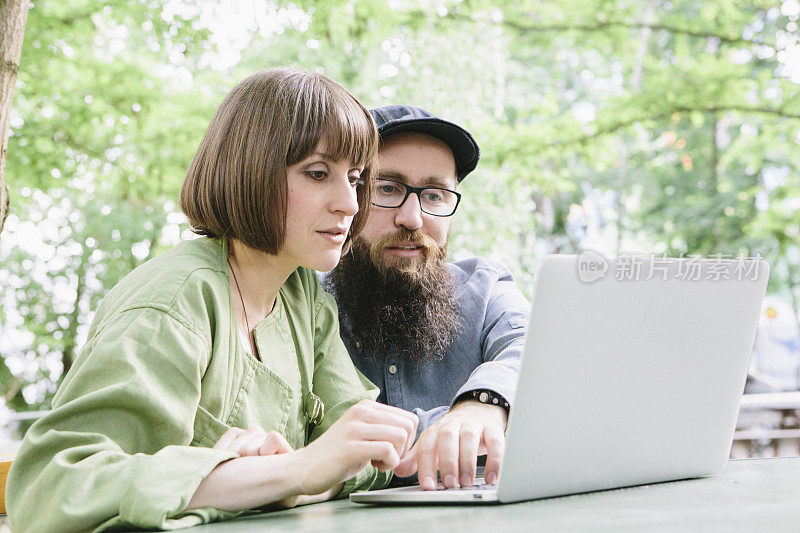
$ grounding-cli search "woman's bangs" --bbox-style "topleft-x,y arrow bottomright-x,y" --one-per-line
320,96 -> 377,169
287,78 -> 377,168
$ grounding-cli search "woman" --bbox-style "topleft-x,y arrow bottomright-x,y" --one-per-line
7,68 -> 417,532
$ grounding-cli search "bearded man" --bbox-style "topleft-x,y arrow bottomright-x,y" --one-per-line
323,105 -> 528,491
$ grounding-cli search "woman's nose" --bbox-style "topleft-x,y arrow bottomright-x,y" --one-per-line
330,174 -> 359,216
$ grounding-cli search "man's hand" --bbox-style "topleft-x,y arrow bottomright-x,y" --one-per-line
394,400 -> 507,490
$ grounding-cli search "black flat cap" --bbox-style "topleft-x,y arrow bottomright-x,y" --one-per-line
369,105 -> 480,181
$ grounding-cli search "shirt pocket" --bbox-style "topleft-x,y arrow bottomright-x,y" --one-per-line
226,356 -> 307,449
191,405 -> 231,448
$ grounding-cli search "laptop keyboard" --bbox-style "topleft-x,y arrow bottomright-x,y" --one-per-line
436,483 -> 497,491
435,479 -> 496,491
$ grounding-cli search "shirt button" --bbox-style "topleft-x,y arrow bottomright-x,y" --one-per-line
354,340 -> 362,350
388,364 -> 397,375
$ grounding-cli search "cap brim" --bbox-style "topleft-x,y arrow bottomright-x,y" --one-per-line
378,118 -> 480,181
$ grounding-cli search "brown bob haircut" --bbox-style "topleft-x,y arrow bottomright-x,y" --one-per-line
180,67 -> 378,254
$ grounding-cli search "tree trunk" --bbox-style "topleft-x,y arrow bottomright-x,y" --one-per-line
0,0 -> 31,236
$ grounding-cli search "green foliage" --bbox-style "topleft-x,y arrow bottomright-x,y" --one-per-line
1,0 -> 219,413
2,0 -> 800,418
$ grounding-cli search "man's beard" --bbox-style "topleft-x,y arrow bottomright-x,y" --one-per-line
324,229 -> 461,365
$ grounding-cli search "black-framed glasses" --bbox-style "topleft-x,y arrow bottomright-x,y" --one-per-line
371,178 -> 461,217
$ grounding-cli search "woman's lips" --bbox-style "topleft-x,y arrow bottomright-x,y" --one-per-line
317,228 -> 346,244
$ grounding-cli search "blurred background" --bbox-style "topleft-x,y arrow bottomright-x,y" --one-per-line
1,0 -> 800,455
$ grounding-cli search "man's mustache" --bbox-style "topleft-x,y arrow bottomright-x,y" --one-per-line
369,229 -> 441,257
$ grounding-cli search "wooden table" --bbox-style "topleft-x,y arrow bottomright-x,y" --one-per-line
187,457 -> 800,532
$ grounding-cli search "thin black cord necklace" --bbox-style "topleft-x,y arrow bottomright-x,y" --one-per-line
227,256 -> 251,348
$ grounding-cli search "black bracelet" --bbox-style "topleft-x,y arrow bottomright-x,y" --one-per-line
455,389 -> 510,414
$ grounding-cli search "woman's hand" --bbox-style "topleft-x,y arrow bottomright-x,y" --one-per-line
213,426 -> 293,457
294,399 -> 418,496
189,403 -> 417,512
212,427 -> 309,508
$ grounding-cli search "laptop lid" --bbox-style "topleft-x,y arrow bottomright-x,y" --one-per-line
497,254 -> 768,503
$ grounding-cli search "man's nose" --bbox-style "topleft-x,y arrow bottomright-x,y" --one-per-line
331,175 -> 359,216
394,192 -> 423,231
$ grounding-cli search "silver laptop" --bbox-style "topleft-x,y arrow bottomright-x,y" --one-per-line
351,253 -> 769,504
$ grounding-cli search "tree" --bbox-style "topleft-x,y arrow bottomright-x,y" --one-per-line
0,0 -> 217,414
0,0 -> 31,235
3,0 -> 800,420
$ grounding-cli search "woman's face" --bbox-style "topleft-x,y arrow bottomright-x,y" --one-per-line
281,141 -> 363,272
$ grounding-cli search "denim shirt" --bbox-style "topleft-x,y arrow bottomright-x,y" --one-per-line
332,257 -> 529,435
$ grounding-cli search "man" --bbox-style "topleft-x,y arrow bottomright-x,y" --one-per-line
323,105 -> 528,490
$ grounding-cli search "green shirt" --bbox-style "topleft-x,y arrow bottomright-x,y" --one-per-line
7,238 -> 390,532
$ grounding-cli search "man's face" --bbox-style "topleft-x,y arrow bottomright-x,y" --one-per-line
359,131 -> 457,270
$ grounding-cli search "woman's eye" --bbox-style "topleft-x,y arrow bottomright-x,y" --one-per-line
348,174 -> 363,186
306,170 -> 327,181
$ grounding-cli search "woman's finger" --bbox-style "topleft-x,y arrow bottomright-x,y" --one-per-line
258,431 -> 294,455
348,404 -> 418,454
236,427 -> 268,456
353,441 -> 400,471
349,422 -> 411,460
213,427 -> 245,450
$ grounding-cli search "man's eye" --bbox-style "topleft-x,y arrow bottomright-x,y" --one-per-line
306,170 -> 327,181
377,184 -> 400,194
349,174 -> 363,186
422,191 -> 444,203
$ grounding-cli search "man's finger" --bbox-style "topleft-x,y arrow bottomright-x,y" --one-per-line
458,422 -> 481,487
482,424 -> 506,485
414,429 -> 439,490
435,421 -> 461,488
393,446 -> 418,478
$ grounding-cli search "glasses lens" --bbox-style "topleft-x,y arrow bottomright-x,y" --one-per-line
373,179 -> 407,207
420,188 -> 458,216
372,179 -> 458,216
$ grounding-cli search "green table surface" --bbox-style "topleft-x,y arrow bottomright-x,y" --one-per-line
187,457 -> 800,532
